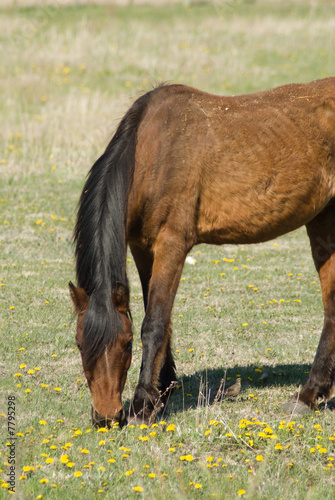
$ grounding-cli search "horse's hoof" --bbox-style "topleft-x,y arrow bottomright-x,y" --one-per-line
127,409 -> 153,426
281,398 -> 313,415
127,415 -> 149,426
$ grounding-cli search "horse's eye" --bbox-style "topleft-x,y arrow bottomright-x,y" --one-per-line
76,343 -> 83,352
125,340 -> 132,351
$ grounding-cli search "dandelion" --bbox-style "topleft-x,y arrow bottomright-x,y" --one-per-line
275,443 -> 283,450
166,424 -> 175,432
256,455 -> 263,462
133,486 -> 143,492
148,473 -> 155,478
180,455 -> 194,461
45,458 -> 54,464
23,466 -> 35,472
40,478 -> 49,483
39,420 -> 47,425
238,490 -> 246,496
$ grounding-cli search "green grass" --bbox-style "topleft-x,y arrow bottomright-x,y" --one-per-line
1,1 -> 335,498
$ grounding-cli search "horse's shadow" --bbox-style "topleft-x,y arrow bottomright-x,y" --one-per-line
125,363 -> 335,418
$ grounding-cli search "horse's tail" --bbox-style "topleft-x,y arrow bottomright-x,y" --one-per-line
73,90 -> 153,368
74,90 -> 153,295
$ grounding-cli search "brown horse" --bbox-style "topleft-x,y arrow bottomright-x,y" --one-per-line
70,77 -> 335,427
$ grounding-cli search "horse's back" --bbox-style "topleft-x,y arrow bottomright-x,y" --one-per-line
128,78 -> 335,247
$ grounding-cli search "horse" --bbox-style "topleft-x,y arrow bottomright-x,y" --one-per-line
69,77 -> 335,427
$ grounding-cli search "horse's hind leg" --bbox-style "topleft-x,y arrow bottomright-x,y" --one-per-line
130,242 -> 178,418
297,203 -> 335,410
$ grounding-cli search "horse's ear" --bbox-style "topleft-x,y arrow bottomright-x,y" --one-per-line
69,282 -> 89,313
112,281 -> 130,313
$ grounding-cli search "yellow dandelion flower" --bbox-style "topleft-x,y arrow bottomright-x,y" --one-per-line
256,455 -> 263,462
74,471 -> 82,477
40,478 -> 49,483
166,424 -> 175,432
39,420 -> 47,425
45,458 -> 54,464
148,473 -> 155,478
22,466 -> 34,472
133,486 -> 143,492
180,454 -> 194,461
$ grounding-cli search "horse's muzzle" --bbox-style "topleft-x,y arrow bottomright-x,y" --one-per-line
91,406 -> 127,428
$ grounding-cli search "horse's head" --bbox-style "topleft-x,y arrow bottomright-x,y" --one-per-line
69,282 -> 133,428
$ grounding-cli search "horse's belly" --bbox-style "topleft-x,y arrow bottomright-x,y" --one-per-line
196,177 -> 333,245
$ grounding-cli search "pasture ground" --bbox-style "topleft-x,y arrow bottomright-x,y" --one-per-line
1,1 -> 335,498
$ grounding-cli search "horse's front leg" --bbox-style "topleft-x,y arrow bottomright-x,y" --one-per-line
130,230 -> 188,423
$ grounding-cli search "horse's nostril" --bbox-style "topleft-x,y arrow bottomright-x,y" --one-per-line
116,408 -> 127,427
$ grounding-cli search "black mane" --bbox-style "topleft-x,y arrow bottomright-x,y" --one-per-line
73,90 -> 153,370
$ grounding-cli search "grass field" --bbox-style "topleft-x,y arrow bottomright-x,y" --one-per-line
1,1 -> 335,498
